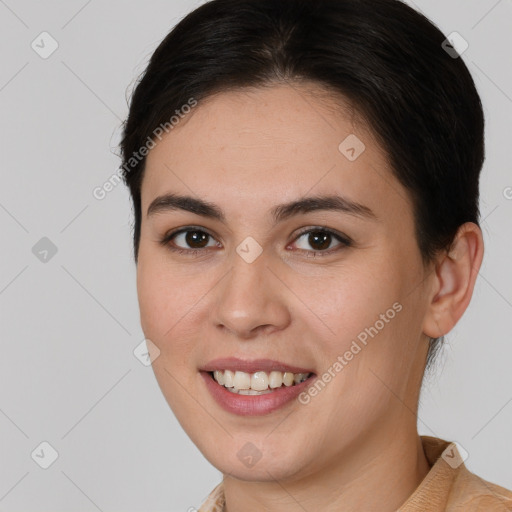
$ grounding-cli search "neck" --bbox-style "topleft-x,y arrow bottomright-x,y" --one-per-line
222,424 -> 430,512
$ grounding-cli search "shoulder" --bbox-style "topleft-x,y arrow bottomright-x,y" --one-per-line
447,467 -> 512,511
401,436 -> 512,512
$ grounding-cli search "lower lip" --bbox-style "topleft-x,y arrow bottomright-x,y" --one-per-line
200,371 -> 316,416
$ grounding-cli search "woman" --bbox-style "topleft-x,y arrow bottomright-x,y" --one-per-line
119,0 -> 512,510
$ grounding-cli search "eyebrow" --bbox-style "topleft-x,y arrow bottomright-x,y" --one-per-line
146,193 -> 378,224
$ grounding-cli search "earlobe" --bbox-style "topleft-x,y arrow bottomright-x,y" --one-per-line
422,222 -> 484,339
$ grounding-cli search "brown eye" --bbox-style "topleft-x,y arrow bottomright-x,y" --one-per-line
160,227 -> 219,254
306,231 -> 332,251
182,230 -> 210,248
292,228 -> 352,256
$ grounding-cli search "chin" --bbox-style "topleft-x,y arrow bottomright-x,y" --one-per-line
193,433 -> 315,482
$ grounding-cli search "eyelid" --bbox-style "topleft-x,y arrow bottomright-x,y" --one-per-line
159,225 -> 218,248
292,226 -> 353,246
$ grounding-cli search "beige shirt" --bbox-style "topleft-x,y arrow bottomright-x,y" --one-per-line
198,436 -> 512,511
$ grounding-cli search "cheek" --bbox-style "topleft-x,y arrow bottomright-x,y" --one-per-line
136,255 -> 182,348
136,254 -> 213,368
311,268 -> 424,414
300,258 -> 420,417
301,260 -> 402,355
136,261 -> 168,339
137,260 -> 200,408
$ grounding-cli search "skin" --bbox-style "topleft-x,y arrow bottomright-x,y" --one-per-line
136,82 -> 484,511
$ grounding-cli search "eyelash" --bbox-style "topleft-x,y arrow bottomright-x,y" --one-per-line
159,226 -> 353,258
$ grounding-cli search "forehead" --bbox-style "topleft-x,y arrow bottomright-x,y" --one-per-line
141,84 -> 411,223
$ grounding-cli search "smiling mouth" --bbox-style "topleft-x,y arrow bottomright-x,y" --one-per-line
209,369 -> 313,395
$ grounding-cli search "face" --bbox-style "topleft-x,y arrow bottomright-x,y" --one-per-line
137,83 -> 432,482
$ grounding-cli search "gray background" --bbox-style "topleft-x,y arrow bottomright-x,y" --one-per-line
0,0 -> 511,510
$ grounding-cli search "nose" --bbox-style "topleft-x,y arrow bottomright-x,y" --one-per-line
211,249 -> 291,340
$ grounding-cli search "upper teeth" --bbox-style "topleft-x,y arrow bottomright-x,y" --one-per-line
212,370 -> 310,392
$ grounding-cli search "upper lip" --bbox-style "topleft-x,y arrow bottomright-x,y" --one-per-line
200,357 -> 314,374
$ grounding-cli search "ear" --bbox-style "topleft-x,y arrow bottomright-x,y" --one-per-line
422,222 -> 484,338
